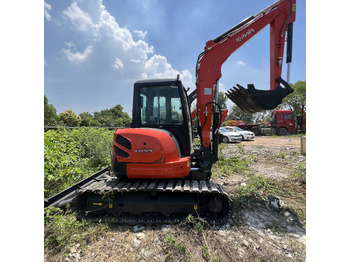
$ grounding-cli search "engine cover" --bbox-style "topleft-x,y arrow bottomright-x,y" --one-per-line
111,128 -> 191,179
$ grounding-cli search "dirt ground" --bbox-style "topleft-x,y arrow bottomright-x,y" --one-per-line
46,136 -> 306,262
240,136 -> 301,148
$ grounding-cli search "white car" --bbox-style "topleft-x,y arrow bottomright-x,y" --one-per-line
219,127 -> 242,143
225,126 -> 255,141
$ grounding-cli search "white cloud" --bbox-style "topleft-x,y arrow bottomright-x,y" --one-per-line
131,59 -> 141,63
133,30 -> 147,39
62,2 -> 93,31
179,69 -> 193,89
237,60 -> 245,66
145,55 -> 174,78
113,58 -> 124,70
59,0 -> 193,85
44,2 -> 52,21
62,43 -> 93,63
219,82 -> 226,92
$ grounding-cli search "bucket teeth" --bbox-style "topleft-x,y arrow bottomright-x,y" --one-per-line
226,85 -> 263,113
226,82 -> 293,113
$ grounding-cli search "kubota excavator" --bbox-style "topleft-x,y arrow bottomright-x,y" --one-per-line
46,0 -> 296,224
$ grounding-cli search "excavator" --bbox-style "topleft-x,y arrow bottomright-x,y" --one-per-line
45,0 -> 296,224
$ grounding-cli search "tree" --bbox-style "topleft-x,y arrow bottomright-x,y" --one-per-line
93,105 -> 131,127
59,109 -> 82,127
44,95 -> 58,126
217,91 -> 228,110
227,104 -> 255,123
281,81 -> 306,132
79,112 -> 100,127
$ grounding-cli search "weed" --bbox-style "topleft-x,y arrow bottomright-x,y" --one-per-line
266,221 -> 284,234
218,142 -> 227,151
165,233 -> 187,259
165,250 -> 174,260
291,162 -> 306,183
195,222 -> 204,234
238,174 -> 277,200
185,214 -> 205,235
193,138 -> 201,147
276,151 -> 286,159
186,214 -> 194,223
288,237 -> 306,259
236,143 -> 245,154
44,206 -> 60,225
202,245 -> 209,260
213,155 -> 250,178
287,207 -> 306,225
183,216 -> 219,261
44,207 -> 107,253
165,233 -> 176,246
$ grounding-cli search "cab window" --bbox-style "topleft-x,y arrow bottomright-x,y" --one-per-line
140,85 -> 184,126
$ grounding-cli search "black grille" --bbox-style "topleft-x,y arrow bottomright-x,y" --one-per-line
114,146 -> 129,158
116,135 -> 132,150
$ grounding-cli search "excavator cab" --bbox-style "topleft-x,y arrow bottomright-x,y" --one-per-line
131,78 -> 193,157
226,77 -> 294,113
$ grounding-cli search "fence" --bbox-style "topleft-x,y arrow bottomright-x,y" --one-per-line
44,126 -> 120,131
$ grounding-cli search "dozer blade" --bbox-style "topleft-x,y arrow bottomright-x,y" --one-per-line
226,77 -> 294,113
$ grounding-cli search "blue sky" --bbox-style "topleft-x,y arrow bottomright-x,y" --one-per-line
44,0 -> 306,116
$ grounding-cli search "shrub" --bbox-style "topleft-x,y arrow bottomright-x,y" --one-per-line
44,128 -> 114,198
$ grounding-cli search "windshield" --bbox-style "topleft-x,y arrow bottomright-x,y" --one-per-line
220,128 -> 228,132
140,85 -> 183,126
234,127 -> 244,131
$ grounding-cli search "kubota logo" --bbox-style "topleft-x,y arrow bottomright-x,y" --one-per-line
235,28 -> 255,42
135,148 -> 153,153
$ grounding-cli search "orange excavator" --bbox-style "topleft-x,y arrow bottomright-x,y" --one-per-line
46,0 -> 296,224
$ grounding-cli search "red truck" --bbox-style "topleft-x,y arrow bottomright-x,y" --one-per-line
228,110 -> 296,136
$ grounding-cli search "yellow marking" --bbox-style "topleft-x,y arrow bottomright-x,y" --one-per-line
194,205 -> 198,210
292,3 -> 296,11
93,203 -> 103,206
109,204 -> 113,209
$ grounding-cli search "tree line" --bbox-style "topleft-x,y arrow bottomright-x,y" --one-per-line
45,80 -> 305,130
44,95 -> 132,127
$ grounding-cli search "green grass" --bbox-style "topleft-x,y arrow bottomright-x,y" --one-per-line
44,206 -> 107,253
238,174 -> 278,200
291,162 -> 306,183
212,156 -> 250,178
212,146 -> 251,178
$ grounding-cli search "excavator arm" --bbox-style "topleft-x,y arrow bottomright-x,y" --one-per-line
195,0 -> 296,148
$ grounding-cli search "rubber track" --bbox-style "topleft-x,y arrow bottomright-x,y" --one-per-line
72,178 -> 232,225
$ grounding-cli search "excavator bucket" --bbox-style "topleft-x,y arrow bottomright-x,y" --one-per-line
226,77 -> 294,113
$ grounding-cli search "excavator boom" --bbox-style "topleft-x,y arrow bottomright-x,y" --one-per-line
196,0 -> 296,148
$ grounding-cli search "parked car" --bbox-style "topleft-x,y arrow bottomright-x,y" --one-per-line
219,127 -> 242,143
225,126 -> 255,141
